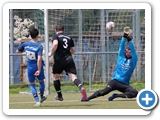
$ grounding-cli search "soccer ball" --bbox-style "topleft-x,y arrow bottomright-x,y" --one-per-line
106,21 -> 115,30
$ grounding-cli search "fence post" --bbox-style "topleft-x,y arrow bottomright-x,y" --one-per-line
106,10 -> 110,82
136,10 -> 141,82
78,9 -> 83,83
10,9 -> 14,84
44,9 -> 50,95
101,9 -> 106,83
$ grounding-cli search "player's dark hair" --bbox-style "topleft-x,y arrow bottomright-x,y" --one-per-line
55,24 -> 64,31
29,28 -> 39,39
126,46 -> 130,50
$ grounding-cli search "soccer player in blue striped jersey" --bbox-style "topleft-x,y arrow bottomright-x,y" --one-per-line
82,27 -> 138,102
16,28 -> 47,106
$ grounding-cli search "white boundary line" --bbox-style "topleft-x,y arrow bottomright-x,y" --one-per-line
9,98 -> 137,104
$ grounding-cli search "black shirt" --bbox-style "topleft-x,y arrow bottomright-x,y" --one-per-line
52,33 -> 74,62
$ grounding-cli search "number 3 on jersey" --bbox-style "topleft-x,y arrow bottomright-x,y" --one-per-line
63,38 -> 68,48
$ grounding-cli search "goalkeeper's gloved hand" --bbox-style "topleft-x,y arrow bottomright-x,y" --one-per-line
123,34 -> 132,42
123,33 -> 129,38
123,26 -> 132,41
127,36 -> 131,42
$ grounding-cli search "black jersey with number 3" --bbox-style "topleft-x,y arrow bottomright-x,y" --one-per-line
52,33 -> 74,62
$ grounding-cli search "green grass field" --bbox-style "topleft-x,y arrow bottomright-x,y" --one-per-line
9,91 -> 140,109
9,80 -> 144,109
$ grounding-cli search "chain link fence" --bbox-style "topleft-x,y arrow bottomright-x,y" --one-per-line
9,9 -> 145,91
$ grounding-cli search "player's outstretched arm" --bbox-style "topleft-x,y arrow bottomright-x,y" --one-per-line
118,37 -> 126,57
118,27 -> 131,56
128,41 -> 138,63
117,27 -> 130,59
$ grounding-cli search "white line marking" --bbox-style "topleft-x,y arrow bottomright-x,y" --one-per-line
9,99 -> 109,104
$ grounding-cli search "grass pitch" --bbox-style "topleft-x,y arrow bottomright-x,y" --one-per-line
9,91 -> 140,109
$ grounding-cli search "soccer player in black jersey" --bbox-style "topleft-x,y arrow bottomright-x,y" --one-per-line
48,24 -> 87,101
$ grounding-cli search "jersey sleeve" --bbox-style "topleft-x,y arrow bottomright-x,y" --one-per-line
128,41 -> 138,63
17,43 -> 25,52
70,38 -> 74,47
52,35 -> 58,42
118,37 -> 126,57
117,37 -> 126,63
37,45 -> 43,56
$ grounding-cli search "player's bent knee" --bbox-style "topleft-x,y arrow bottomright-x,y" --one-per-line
133,90 -> 138,97
129,91 -> 138,98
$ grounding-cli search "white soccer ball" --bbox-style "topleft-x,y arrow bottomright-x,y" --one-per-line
106,21 -> 115,30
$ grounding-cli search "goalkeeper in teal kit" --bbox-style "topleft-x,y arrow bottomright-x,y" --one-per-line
82,27 -> 138,101
16,28 -> 47,106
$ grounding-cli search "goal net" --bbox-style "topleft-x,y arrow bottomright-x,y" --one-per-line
10,9 -> 145,93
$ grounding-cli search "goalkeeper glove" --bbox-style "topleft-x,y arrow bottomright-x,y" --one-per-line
123,34 -> 132,42
124,26 -> 132,35
123,33 -> 128,38
123,27 -> 132,41
127,37 -> 131,42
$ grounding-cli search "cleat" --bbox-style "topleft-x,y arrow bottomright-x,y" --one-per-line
55,96 -> 63,101
40,96 -> 47,103
81,88 -> 87,101
81,97 -> 89,102
34,102 -> 41,107
108,93 -> 118,101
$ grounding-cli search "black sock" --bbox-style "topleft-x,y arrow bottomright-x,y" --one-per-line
53,80 -> 62,98
73,79 -> 83,90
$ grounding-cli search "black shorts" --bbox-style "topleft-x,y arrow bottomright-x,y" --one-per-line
52,59 -> 77,75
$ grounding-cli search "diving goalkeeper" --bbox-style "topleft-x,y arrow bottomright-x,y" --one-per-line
82,27 -> 138,101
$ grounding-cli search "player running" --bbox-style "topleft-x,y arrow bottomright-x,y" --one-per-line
48,24 -> 87,101
16,28 -> 47,107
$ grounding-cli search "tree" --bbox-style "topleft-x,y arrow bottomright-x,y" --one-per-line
13,15 -> 35,40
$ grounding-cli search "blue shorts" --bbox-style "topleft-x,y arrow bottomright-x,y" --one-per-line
27,64 -> 45,83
